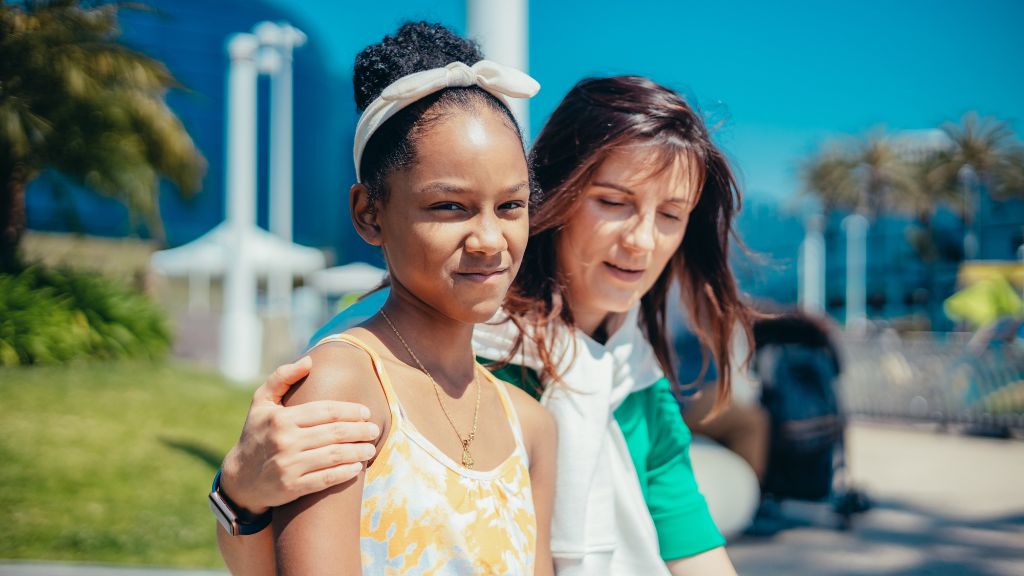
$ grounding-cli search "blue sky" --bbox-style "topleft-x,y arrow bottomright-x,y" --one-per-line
266,0 -> 1024,203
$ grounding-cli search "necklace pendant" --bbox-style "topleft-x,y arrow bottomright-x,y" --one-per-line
461,448 -> 474,469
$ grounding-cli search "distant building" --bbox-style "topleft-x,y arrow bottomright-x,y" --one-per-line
25,0 -> 384,267
736,130 -> 1024,330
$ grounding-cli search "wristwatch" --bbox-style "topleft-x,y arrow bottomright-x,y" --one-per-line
209,469 -> 273,536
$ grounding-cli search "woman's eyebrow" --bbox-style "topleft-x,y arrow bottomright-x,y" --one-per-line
593,180 -> 690,204
592,180 -> 635,195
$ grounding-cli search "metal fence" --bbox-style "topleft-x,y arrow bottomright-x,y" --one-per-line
839,331 -> 1024,431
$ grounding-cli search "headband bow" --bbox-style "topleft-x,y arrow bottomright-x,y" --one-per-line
353,60 -> 540,181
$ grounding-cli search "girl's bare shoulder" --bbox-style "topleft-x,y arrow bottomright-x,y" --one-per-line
502,382 -> 556,443
286,329 -> 388,425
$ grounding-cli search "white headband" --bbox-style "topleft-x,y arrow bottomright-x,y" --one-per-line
352,60 -> 541,182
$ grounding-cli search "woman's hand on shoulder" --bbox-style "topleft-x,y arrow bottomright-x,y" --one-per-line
219,351 -> 382,517
285,340 -> 390,436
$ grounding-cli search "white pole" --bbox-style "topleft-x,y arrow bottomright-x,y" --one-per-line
799,213 -> 826,314
256,22 -> 306,312
843,213 -> 869,332
467,0 -> 530,137
960,165 -> 979,261
220,33 -> 262,383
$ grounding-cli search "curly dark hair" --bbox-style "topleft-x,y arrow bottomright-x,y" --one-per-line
353,21 -> 526,205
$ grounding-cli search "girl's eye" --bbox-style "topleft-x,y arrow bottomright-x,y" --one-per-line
431,202 -> 465,212
500,200 -> 526,211
598,198 -> 626,207
659,211 -> 682,221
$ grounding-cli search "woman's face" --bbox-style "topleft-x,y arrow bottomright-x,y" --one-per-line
374,108 -> 530,324
556,146 -> 699,335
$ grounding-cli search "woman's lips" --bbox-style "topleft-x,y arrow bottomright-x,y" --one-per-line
603,261 -> 644,282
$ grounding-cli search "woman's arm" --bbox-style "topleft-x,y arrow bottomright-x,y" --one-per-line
272,342 -> 389,576
216,356 -> 380,575
506,385 -> 557,576
666,546 -> 738,576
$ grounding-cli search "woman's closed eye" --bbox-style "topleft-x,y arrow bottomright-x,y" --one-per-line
597,198 -> 627,208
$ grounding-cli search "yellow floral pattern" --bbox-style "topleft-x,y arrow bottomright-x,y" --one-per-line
318,334 -> 537,575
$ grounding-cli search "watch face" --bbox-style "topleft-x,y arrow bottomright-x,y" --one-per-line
209,491 -> 239,536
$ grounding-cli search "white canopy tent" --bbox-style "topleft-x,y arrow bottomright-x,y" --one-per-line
308,262 -> 386,297
150,222 -> 325,279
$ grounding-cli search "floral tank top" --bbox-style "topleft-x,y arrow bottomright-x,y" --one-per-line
316,334 -> 537,575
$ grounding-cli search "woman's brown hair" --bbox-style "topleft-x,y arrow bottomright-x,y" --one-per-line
503,75 -> 755,411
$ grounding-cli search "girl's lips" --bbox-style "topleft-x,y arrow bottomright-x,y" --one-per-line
603,261 -> 644,282
455,268 -> 508,283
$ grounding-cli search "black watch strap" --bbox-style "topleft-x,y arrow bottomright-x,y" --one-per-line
209,469 -> 272,536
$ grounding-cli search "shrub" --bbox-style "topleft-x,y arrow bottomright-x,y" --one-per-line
0,266 -> 171,366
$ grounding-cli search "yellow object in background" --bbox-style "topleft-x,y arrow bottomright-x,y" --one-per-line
944,275 -> 1024,327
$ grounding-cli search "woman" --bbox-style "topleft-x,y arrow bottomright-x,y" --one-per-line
215,70 -> 752,575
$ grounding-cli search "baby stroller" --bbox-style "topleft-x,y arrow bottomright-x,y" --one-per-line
750,314 -> 870,532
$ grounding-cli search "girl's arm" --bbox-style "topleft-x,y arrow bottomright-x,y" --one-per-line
216,357 -> 379,575
272,343 -> 389,576
217,526 -> 274,576
666,546 -> 738,576
506,385 -> 557,576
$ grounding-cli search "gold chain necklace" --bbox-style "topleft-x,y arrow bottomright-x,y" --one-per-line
380,310 -> 481,468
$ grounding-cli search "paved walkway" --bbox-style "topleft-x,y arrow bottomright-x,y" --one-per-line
2,421 -> 1022,575
730,420 -> 1024,576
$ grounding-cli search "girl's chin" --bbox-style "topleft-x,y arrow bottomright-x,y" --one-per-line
462,301 -> 505,324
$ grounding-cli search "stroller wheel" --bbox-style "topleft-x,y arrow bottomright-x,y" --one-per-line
836,512 -> 853,531
833,489 -> 872,517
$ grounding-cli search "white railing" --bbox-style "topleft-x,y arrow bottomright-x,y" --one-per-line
838,330 -> 1024,431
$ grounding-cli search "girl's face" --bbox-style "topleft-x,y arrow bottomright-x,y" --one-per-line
556,146 -> 699,335
367,108 -> 530,324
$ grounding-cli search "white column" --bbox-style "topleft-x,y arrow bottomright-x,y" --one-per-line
220,33 -> 262,383
960,165 -> 979,261
256,22 -> 307,312
467,0 -> 530,137
843,213 -> 869,332
799,213 -> 826,314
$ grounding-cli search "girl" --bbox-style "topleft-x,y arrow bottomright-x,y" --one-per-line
261,22 -> 556,575
217,75 -> 752,575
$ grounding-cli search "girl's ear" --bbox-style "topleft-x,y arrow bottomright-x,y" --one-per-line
350,183 -> 383,246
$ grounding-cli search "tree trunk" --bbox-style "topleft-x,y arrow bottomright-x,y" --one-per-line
0,162 -> 29,274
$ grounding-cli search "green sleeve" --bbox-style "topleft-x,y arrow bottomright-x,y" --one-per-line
619,378 -> 725,561
477,357 -> 543,400
484,362 -> 724,560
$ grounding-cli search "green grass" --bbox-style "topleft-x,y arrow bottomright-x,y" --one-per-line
0,361 -> 254,568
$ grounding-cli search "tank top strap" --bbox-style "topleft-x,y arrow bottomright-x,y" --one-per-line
311,333 -> 403,420
478,365 -> 528,452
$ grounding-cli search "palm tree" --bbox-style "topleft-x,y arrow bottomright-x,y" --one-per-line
802,131 -> 922,219
0,0 -> 205,272
801,131 -> 920,325
925,112 -> 1024,260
